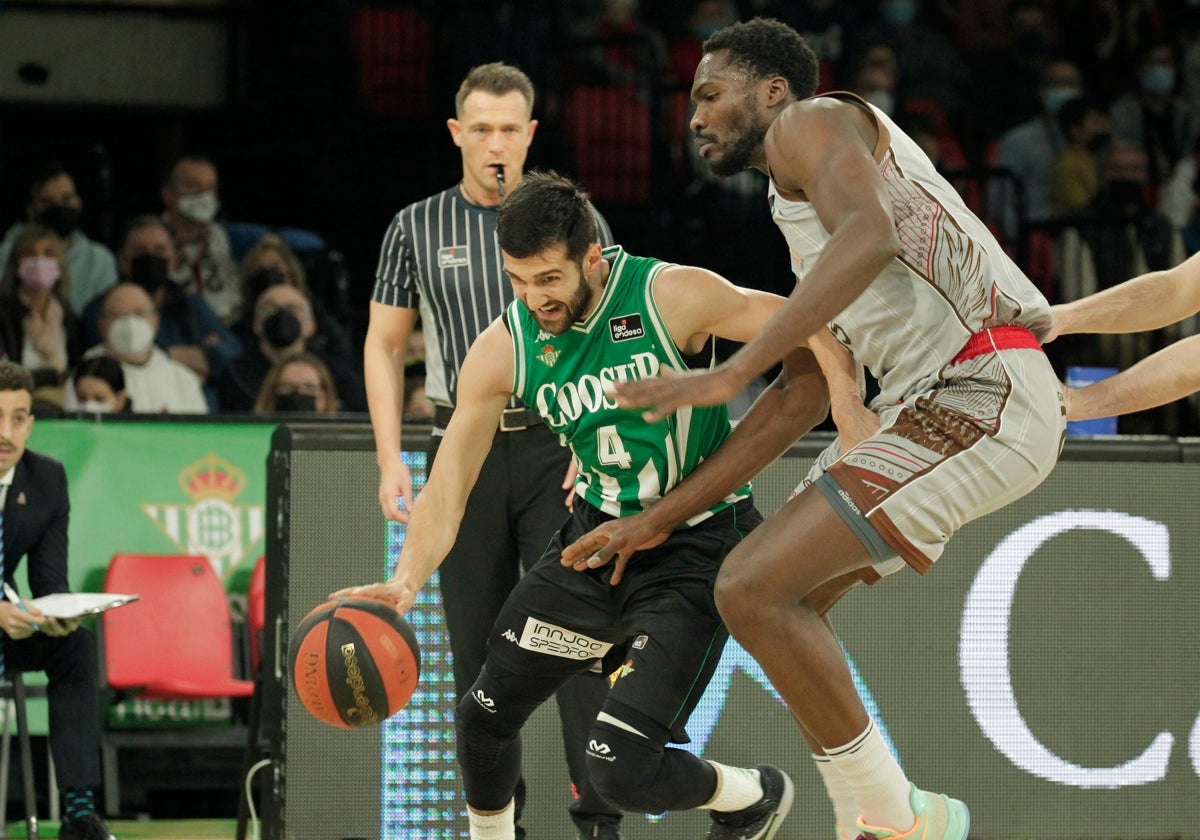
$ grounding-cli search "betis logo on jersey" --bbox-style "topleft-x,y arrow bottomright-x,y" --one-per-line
536,344 -> 561,368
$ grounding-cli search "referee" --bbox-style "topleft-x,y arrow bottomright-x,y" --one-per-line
366,63 -> 621,840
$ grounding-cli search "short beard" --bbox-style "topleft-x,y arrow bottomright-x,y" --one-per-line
537,277 -> 595,335
708,107 -> 771,178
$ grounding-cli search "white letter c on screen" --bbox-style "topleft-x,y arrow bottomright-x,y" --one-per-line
960,510 -> 1173,788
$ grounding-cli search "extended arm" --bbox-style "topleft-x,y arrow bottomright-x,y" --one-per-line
615,100 -> 899,420
563,344 -> 829,580
364,301 -> 420,521
337,320 -> 515,613
1067,334 -> 1200,420
1049,252 -> 1200,339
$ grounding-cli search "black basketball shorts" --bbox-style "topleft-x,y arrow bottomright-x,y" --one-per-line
482,497 -> 763,745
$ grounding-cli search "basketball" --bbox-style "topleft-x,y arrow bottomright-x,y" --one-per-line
288,596 -> 421,728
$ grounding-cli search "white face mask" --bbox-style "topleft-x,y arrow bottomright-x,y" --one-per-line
107,314 -> 156,359
176,189 -> 220,224
79,400 -> 113,414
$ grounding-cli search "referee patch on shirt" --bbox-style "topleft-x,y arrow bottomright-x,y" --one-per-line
609,314 -> 644,342
438,246 -> 470,269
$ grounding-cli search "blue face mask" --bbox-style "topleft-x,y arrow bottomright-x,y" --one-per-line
881,0 -> 918,27
1141,64 -> 1176,95
1042,87 -> 1080,116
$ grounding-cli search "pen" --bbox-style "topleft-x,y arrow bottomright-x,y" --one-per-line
4,582 -> 39,632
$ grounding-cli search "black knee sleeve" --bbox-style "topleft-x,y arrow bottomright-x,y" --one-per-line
454,668 -> 544,811
584,720 -> 717,814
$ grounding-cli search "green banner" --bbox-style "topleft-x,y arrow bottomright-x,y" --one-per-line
24,418 -> 275,729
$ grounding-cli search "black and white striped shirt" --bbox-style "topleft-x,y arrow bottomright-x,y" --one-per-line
372,184 -> 615,407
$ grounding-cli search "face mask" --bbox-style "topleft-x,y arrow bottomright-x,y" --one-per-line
130,253 -> 171,294
862,89 -> 895,115
262,309 -> 302,348
36,204 -> 81,238
107,314 -> 156,359
274,392 -> 318,412
79,400 -> 113,414
881,0 -> 918,27
18,255 -> 61,292
248,266 -> 288,300
1086,132 -> 1111,152
176,189 -> 220,224
1141,64 -> 1176,96
1105,180 -> 1146,208
1041,87 -> 1079,117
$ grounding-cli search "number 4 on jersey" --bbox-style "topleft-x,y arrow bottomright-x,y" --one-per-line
596,425 -> 632,469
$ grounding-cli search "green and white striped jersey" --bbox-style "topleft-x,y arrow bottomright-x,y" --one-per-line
506,245 -> 750,524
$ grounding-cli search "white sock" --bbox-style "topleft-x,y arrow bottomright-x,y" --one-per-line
813,752 -> 862,840
701,762 -> 763,812
467,799 -> 516,840
825,720 -> 915,833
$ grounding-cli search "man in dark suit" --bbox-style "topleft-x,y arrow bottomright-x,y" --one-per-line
0,360 -> 114,840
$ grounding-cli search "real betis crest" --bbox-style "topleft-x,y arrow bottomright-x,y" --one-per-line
536,343 -> 561,367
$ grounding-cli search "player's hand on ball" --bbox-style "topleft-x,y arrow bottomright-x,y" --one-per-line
331,580 -> 417,616
562,514 -> 671,586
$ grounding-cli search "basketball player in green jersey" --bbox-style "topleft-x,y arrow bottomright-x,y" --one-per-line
336,171 -> 857,840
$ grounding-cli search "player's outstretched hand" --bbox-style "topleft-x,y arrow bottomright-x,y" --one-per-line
609,367 -> 741,423
330,580 -> 417,617
562,513 -> 671,586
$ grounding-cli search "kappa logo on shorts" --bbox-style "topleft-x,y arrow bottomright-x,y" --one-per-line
438,246 -> 470,269
517,617 -> 613,660
502,629 -> 517,643
608,314 -> 644,342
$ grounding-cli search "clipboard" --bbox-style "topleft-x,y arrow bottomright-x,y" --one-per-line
24,592 -> 140,620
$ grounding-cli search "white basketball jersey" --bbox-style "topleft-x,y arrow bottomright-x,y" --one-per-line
768,92 -> 1053,407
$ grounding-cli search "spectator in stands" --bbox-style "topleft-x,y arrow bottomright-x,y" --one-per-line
234,233 -> 354,362
1109,40 -> 1200,189
65,283 -> 208,414
216,282 -> 364,413
1049,96 -> 1111,218
568,0 -> 669,91
0,162 -> 118,315
0,360 -> 117,840
160,155 -> 241,324
0,225 -> 82,412
101,215 -> 240,411
848,0 -> 971,126
72,355 -> 133,414
1056,142 -> 1187,380
253,351 -> 339,414
989,59 -> 1086,242
846,40 -> 901,117
768,0 -> 861,90
1158,134 -> 1200,253
970,0 -> 1061,142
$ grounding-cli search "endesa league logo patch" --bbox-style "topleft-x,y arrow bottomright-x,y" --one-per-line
609,314 -> 645,342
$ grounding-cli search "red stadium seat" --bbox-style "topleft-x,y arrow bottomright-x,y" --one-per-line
99,554 -> 255,816
102,554 -> 255,700
247,554 -> 267,672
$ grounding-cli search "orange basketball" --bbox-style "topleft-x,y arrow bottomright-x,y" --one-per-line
288,596 -> 421,728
